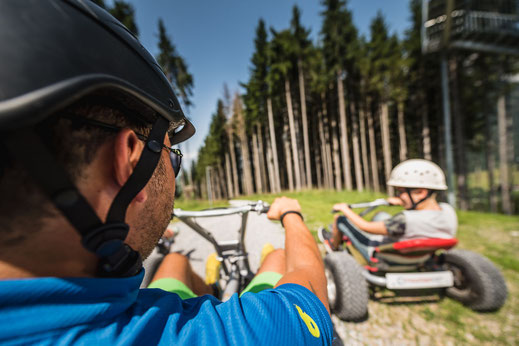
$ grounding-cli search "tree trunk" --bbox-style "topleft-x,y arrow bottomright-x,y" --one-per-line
225,152 -> 234,198
325,139 -> 333,189
297,117 -> 306,188
267,97 -> 281,193
367,98 -> 380,193
485,110 -> 497,213
228,129 -> 240,196
285,78 -> 302,191
422,101 -> 432,161
318,110 -> 328,189
450,58 -> 468,210
218,163 -> 227,200
283,121 -> 294,191
397,101 -> 407,162
359,102 -> 371,190
252,128 -> 263,194
238,136 -> 254,196
212,167 -> 220,200
349,97 -> 363,191
257,124 -> 268,192
497,94 -> 512,214
265,128 -> 276,193
380,102 -> 393,195
337,71 -> 352,190
331,106 -> 342,191
420,60 -> 432,161
234,96 -> 254,196
201,177 -> 208,200
322,92 -> 334,190
315,115 -> 323,188
298,59 -> 312,188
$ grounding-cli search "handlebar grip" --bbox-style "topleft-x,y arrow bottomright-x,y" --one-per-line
260,206 -> 270,214
331,204 -> 351,214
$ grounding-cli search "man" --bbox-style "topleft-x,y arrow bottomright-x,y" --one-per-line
0,1 -> 331,345
319,159 -> 457,258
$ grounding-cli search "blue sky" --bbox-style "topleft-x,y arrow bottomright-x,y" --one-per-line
122,0 -> 411,165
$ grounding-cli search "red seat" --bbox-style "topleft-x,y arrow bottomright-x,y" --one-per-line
376,238 -> 458,255
370,238 -> 458,272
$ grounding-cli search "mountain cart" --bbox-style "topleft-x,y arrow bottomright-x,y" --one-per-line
323,199 -> 508,321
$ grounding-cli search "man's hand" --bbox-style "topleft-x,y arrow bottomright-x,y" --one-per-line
332,203 -> 351,215
387,197 -> 404,206
267,197 -> 302,221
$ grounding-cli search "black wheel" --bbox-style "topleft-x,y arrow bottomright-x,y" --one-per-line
444,249 -> 507,312
324,252 -> 368,321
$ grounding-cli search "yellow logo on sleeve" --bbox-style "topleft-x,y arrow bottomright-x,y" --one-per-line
294,304 -> 320,338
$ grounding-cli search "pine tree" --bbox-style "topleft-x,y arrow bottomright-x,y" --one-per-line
404,0 -> 438,161
291,6 -> 313,188
321,0 -> 358,191
270,28 -> 302,191
109,1 -> 139,37
233,94 -> 254,195
367,12 -> 393,194
156,19 -> 194,110
308,45 -> 334,189
243,19 -> 277,193
223,84 -> 240,197
355,36 -> 373,190
195,100 -> 229,199
387,34 -> 408,162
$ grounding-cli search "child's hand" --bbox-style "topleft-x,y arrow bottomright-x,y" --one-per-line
333,203 -> 351,215
387,197 -> 404,206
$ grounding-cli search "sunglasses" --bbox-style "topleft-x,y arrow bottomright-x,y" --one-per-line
63,115 -> 182,176
151,144 -> 182,177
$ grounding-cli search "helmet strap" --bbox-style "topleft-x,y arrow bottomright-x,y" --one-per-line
3,115 -> 170,277
406,188 -> 434,210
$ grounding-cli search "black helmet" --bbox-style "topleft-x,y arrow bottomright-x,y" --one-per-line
0,0 -> 195,277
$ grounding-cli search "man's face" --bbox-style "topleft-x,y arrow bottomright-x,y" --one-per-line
126,135 -> 176,259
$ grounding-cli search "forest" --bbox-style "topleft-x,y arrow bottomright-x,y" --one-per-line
93,0 -> 519,215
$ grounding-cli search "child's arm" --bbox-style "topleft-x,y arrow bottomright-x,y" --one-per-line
333,203 -> 388,235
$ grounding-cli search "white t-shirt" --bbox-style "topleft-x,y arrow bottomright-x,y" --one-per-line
384,203 -> 458,241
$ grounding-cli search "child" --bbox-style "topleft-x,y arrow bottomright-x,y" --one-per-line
318,159 -> 457,256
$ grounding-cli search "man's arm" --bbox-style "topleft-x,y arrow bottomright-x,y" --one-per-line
333,203 -> 388,235
267,197 -> 329,313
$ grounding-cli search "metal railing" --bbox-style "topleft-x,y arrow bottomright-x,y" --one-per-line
422,0 -> 519,54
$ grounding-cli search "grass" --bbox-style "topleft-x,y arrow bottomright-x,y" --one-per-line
176,189 -> 519,344
465,166 -> 519,214
467,168 -> 519,191
173,198 -> 228,211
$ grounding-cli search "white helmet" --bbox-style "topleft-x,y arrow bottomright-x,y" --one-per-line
387,159 -> 448,191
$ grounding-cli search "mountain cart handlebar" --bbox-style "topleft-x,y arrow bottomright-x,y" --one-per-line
172,200 -> 270,301
173,200 -> 270,218
332,198 -> 390,217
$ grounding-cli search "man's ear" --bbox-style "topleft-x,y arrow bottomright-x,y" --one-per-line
112,128 -> 148,203
113,128 -> 142,187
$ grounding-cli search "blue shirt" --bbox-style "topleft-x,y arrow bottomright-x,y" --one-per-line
0,271 -> 333,345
